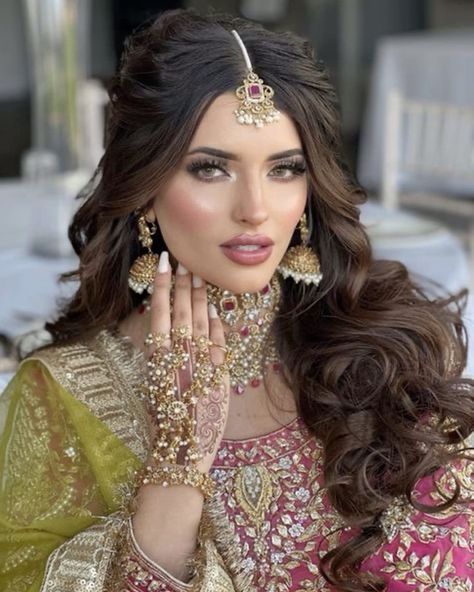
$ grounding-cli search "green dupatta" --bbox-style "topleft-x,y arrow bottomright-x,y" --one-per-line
0,329 -> 244,592
0,356 -> 143,591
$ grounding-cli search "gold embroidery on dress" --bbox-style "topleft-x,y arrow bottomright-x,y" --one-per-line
16,329 -> 153,592
377,459 -> 473,590
378,496 -> 416,544
26,328 -> 474,591
185,538 -> 238,592
234,464 -> 273,528
209,432 -> 345,590
4,379 -> 95,525
379,458 -> 474,545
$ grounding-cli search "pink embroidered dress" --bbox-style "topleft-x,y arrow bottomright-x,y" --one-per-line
207,416 -> 473,591
125,413 -> 473,591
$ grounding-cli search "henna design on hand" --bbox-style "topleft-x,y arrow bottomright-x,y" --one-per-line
195,380 -> 229,456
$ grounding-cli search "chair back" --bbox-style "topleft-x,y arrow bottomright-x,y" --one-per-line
382,92 -> 474,209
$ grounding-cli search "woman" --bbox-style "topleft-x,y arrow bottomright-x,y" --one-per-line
0,8 -> 472,592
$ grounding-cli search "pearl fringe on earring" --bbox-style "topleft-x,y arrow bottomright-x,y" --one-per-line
276,212 -> 323,286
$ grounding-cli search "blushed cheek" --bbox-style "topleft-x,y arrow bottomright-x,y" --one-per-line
155,186 -> 221,255
281,194 -> 307,233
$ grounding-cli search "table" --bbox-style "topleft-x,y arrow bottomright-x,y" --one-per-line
357,28 -> 474,194
360,200 -> 471,293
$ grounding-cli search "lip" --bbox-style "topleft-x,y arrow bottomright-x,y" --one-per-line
220,233 -> 274,247
220,244 -> 273,265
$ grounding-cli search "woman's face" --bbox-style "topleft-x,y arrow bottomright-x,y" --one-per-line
149,92 -> 308,293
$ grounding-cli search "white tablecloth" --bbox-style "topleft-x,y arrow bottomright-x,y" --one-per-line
0,248 -> 78,338
357,28 -> 474,194
360,200 -> 471,293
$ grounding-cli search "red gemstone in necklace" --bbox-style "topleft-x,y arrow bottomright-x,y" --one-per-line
138,303 -> 146,315
234,384 -> 245,395
261,284 -> 270,295
240,326 -> 249,337
250,378 -> 261,388
223,299 -> 236,311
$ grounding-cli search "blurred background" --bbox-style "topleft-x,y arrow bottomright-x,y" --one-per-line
0,0 -> 473,383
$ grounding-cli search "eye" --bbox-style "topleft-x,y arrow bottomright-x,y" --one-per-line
186,158 -> 228,181
270,159 -> 307,180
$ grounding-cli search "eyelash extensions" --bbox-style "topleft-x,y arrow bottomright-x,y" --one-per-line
186,157 -> 307,181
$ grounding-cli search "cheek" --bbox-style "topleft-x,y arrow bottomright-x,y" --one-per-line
155,187 -> 222,245
278,191 -> 307,230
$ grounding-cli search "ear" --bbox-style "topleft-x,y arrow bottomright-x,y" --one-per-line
144,205 -> 157,224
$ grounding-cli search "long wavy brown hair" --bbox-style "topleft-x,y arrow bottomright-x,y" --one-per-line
42,8 -> 473,590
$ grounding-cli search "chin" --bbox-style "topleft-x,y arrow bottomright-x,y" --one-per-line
209,265 -> 278,294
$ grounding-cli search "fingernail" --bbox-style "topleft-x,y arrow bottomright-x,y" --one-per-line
158,251 -> 169,273
208,303 -> 218,318
176,262 -> 188,275
192,274 -> 203,288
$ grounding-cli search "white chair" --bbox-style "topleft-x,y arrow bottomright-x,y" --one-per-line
77,78 -> 109,172
381,91 -> 474,290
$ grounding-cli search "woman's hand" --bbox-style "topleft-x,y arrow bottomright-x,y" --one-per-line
145,251 -> 230,475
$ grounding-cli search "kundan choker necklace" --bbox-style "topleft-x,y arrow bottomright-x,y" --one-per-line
206,274 -> 282,395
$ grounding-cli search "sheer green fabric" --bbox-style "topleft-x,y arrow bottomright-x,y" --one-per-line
0,358 -> 143,592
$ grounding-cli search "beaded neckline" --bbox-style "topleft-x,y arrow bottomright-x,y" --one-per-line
212,415 -> 316,468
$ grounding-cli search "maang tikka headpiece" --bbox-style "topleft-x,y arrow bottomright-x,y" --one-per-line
231,29 -> 281,127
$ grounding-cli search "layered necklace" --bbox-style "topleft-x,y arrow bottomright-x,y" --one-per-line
206,273 -> 282,395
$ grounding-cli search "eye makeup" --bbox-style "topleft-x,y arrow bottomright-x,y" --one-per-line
186,156 -> 307,182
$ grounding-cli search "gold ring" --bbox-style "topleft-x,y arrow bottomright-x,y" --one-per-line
171,325 -> 193,340
209,342 -> 227,352
144,331 -> 170,349
194,335 -> 212,350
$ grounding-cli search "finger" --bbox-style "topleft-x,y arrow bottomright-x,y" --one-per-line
171,262 -> 192,330
172,262 -> 193,392
191,274 -> 209,341
208,303 -> 227,366
149,250 -> 172,351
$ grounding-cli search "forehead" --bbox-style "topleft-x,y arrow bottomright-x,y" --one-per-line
188,92 -> 302,156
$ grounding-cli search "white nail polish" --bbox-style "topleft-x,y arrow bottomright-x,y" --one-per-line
158,251 -> 169,273
192,275 -> 203,288
176,262 -> 188,275
208,303 -> 218,318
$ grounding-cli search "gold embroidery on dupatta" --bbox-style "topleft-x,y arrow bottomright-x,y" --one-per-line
18,328 -> 153,592
197,494 -> 257,592
39,514 -> 126,592
27,327 -> 151,462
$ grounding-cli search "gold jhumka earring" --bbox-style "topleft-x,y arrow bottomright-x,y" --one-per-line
277,211 -> 323,287
128,213 -> 160,294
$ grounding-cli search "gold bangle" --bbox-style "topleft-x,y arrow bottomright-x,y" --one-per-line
137,464 -> 215,500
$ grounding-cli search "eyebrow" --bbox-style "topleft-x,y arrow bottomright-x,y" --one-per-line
186,146 -> 304,162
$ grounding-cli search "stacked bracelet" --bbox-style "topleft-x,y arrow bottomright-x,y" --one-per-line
137,464 -> 215,500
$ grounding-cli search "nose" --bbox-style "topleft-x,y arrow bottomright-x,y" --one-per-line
232,172 -> 269,226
